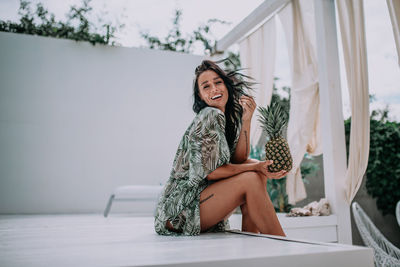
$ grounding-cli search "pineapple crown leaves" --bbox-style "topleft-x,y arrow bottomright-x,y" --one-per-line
257,102 -> 288,139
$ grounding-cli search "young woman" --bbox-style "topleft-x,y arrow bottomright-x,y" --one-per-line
154,59 -> 287,236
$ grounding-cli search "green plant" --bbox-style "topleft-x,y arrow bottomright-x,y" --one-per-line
250,79 -> 319,212
139,9 -> 227,54
300,154 -> 320,182
270,78 -> 291,122
345,107 -> 400,215
250,145 -> 319,212
0,0 -> 123,45
139,8 -> 239,71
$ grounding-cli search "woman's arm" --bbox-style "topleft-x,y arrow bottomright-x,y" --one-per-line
231,120 -> 251,164
231,96 -> 257,164
206,160 -> 287,181
206,161 -> 255,180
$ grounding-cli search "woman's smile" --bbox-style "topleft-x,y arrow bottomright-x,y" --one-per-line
211,94 -> 223,100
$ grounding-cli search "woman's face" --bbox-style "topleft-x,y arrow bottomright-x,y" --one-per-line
197,70 -> 229,113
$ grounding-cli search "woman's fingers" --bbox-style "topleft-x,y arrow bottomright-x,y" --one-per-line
257,161 -> 289,179
239,98 -> 248,109
240,96 -> 256,109
268,170 -> 288,179
240,96 -> 257,122
241,95 -> 254,101
256,161 -> 274,177
245,96 -> 256,108
250,97 -> 256,106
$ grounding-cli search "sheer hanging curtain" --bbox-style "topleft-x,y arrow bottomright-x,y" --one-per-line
279,0 -> 322,204
239,17 -> 277,148
337,0 -> 370,203
387,0 -> 400,66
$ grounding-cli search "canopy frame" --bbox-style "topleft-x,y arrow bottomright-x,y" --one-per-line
213,0 -> 351,244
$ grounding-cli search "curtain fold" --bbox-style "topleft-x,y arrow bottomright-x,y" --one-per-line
279,0 -> 322,204
239,17 -> 277,148
387,0 -> 400,66
337,0 -> 370,204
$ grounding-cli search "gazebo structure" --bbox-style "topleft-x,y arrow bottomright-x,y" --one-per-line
4,0 -> 399,266
210,0 -> 373,244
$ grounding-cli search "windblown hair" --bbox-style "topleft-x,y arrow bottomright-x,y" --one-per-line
192,58 -> 256,154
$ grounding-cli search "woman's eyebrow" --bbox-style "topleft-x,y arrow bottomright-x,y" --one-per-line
201,77 -> 220,86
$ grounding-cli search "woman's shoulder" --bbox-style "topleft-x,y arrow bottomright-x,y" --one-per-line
197,107 -> 225,119
196,107 -> 225,127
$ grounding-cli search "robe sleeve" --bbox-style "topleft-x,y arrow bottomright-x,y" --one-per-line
187,107 -> 231,187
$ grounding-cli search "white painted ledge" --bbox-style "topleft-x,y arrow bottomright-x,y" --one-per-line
229,213 -> 338,242
0,214 -> 373,267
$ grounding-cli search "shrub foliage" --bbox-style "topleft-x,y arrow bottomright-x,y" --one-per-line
0,0 -> 121,45
345,110 -> 400,216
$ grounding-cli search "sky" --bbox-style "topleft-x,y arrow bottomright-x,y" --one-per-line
1,0 -> 399,121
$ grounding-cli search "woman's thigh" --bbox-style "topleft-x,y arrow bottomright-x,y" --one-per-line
199,171 -> 262,232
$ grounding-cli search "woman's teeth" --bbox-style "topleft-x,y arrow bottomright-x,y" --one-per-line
211,94 -> 222,100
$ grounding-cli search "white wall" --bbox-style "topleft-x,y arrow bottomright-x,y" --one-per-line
0,32 -> 204,213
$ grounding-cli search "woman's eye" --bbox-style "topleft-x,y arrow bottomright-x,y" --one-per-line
216,81 -> 222,84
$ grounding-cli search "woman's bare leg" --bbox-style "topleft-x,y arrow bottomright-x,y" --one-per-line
240,158 -> 268,233
240,202 -> 259,233
199,171 -> 285,236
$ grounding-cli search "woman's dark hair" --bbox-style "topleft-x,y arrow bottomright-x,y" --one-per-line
192,58 -> 256,154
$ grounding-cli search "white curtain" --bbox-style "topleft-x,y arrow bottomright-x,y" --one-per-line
337,0 -> 370,203
239,17 -> 277,148
387,0 -> 400,66
279,0 -> 322,205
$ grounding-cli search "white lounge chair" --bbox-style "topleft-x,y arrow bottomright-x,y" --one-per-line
352,202 -> 400,267
104,185 -> 163,217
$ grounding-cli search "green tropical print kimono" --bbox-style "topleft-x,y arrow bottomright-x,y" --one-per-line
154,106 -> 241,236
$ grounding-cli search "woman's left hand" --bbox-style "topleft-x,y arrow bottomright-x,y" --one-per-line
267,170 -> 288,180
255,160 -> 288,179
239,95 -> 256,122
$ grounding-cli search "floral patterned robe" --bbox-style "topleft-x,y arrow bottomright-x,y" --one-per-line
154,107 -> 241,236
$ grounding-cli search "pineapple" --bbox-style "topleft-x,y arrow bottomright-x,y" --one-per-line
257,102 -> 293,173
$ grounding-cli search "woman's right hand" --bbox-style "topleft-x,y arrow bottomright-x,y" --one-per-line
255,160 -> 288,179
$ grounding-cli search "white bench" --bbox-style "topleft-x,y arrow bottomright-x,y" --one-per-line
103,185 -> 163,217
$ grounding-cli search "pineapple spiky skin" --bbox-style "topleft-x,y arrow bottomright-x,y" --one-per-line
265,136 -> 292,172
258,102 -> 293,173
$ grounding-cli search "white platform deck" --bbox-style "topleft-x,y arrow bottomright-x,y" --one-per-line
0,214 -> 374,267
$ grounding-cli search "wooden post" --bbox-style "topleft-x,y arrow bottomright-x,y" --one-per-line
314,0 -> 352,244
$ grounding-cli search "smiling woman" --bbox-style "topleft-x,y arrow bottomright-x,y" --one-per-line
154,59 -> 288,236
197,71 -> 229,112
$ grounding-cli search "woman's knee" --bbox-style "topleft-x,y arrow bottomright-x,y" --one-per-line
223,171 -> 265,197
241,171 -> 264,191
